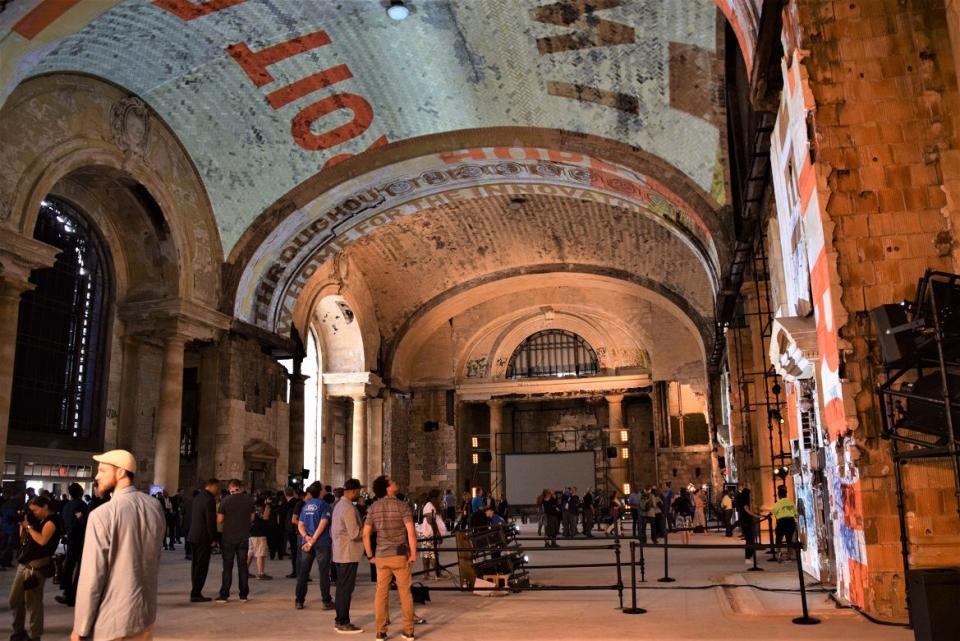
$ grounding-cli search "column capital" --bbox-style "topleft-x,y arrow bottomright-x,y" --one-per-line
487,398 -> 506,408
605,393 -> 625,404
0,231 -> 59,291
119,297 -> 232,342
287,373 -> 309,384
350,394 -> 368,404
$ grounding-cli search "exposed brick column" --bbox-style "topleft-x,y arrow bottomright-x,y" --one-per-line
487,399 -> 505,497
606,394 -> 626,492
350,395 -> 367,482
154,334 -> 187,491
288,368 -> 307,477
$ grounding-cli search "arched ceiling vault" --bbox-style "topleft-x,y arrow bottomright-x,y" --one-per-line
2,0 -> 729,257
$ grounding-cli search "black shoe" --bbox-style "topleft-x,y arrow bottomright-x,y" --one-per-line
401,632 -> 415,641
286,572 -> 297,578
239,595 -> 250,602
376,633 -> 387,641
295,601 -> 304,610
322,601 -> 335,610
190,596 -> 212,603
335,623 -> 363,634
414,616 -> 427,625
215,597 -> 229,603
54,595 -> 74,606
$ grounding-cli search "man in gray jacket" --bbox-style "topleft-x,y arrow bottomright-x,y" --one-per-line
331,478 -> 364,634
71,449 -> 165,641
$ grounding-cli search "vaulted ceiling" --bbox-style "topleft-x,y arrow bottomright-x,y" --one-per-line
1,0 -> 724,253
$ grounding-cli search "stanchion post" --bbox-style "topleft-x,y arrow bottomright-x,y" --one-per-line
639,536 -> 646,582
623,542 -> 646,614
767,515 -> 777,560
657,526 -> 675,583
792,539 -> 821,625
614,531 -> 624,609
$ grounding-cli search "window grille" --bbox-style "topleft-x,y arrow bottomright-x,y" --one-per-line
9,199 -> 110,450
506,330 -> 599,379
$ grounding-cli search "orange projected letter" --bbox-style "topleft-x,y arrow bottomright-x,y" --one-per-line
267,64 -> 353,109
291,94 -> 374,152
227,31 -> 333,87
12,0 -> 82,40
153,0 -> 249,21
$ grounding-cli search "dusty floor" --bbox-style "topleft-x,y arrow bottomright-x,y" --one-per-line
0,525 -> 911,640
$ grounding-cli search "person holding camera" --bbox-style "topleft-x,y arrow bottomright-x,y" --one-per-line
9,494 -> 61,641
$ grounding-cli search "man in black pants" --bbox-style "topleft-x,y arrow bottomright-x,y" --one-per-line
216,479 -> 255,602
55,483 -> 88,606
282,487 -> 303,579
188,479 -> 219,602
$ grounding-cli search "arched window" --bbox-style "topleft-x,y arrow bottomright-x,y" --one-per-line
9,198 -> 111,450
506,330 -> 599,379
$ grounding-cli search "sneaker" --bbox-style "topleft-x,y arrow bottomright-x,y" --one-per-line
239,595 -> 250,602
376,633 -> 387,640
334,623 -> 363,634
322,601 -> 335,610
295,601 -> 304,610
401,632 -> 415,641
215,597 -> 229,603
286,573 -> 297,579
190,596 -> 212,603
414,616 -> 427,625
257,574 -> 273,580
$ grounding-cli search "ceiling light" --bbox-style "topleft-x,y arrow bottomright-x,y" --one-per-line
387,0 -> 410,20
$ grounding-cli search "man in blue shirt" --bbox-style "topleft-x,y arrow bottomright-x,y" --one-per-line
470,489 -> 486,514
295,481 -> 333,610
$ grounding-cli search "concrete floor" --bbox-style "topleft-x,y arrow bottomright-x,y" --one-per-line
0,526 -> 911,641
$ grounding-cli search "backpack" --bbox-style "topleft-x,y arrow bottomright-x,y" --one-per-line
639,494 -> 653,512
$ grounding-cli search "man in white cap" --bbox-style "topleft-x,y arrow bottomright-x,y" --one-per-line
71,450 -> 165,641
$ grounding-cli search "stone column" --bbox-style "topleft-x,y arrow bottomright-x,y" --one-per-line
367,396 -> 384,483
288,367 -> 307,476
0,278 -> 34,469
153,334 -> 187,491
195,343 -> 220,483
606,394 -> 626,492
321,394 -> 335,484
487,399 -> 505,497
350,395 -> 367,481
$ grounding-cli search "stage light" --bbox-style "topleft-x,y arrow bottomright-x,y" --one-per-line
772,383 -> 782,395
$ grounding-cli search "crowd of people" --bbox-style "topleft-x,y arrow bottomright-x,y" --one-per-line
2,449 -> 459,641
3,452 -> 800,641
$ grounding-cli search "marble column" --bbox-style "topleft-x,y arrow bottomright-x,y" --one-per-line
606,394 -> 626,492
321,394 -> 334,484
153,335 -> 187,491
0,279 -> 34,469
350,395 -> 367,482
488,399 -> 505,497
288,367 -> 307,476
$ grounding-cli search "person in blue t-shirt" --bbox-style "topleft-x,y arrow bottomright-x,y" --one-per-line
295,481 -> 333,610
470,489 -> 486,514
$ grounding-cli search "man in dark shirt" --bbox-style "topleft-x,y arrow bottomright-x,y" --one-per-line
55,483 -> 88,606
188,479 -> 220,602
282,487 -> 303,579
215,479 -> 255,602
581,489 -> 595,537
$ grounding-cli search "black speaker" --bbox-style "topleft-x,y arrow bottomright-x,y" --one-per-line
300,468 -> 310,479
423,420 -> 440,433
899,373 -> 960,438
718,455 -> 726,470
908,568 -> 960,641
870,304 -> 918,367
605,446 -> 617,459
481,451 -> 493,463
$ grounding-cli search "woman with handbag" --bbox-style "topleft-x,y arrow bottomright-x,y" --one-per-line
9,495 -> 61,641
417,490 -> 447,580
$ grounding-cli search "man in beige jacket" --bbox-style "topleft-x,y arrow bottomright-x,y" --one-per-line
71,450 -> 165,641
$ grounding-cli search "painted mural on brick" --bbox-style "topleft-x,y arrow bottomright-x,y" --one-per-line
0,0 -> 721,254
769,50 -> 866,607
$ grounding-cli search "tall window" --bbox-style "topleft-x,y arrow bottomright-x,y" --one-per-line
507,330 -> 599,379
9,199 -> 111,450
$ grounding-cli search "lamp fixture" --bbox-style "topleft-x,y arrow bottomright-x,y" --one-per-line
387,0 -> 410,20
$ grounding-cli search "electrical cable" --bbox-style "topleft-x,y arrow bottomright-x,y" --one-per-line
827,591 -> 911,628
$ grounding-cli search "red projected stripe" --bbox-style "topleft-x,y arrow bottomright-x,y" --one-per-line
12,0 -> 82,40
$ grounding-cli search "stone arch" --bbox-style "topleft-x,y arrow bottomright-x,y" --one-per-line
312,294 -> 365,374
226,128 -> 729,332
0,74 -> 223,308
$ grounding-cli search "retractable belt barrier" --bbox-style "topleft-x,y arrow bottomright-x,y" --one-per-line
412,522 -> 821,626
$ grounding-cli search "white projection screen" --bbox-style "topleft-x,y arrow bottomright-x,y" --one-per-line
504,452 -> 595,505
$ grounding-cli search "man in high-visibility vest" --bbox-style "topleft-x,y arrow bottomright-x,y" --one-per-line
772,485 -> 798,562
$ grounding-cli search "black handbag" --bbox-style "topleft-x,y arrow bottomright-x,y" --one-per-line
411,582 -> 431,604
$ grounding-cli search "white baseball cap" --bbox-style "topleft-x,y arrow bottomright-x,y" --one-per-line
92,449 -> 138,473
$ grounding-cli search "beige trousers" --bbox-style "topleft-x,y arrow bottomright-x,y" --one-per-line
373,555 -> 414,635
